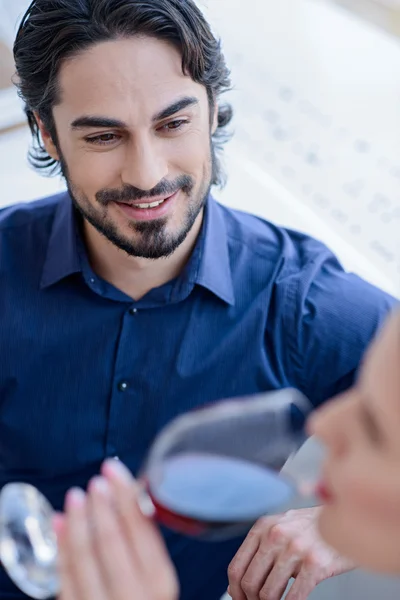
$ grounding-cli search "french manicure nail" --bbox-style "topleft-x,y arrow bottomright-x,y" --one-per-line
91,476 -> 110,496
66,488 -> 86,510
103,459 -> 134,484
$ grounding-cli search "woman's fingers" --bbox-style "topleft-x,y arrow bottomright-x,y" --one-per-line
87,476 -> 144,600
101,460 -> 179,600
102,462 -> 165,562
57,464 -> 178,600
54,514 -> 78,600
57,490 -> 108,600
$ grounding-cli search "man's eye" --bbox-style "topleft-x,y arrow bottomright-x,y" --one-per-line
86,133 -> 119,145
161,119 -> 188,132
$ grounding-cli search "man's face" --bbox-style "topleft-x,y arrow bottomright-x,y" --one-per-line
45,36 -> 216,258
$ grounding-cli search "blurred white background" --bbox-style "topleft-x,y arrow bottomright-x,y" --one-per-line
0,2 -> 400,598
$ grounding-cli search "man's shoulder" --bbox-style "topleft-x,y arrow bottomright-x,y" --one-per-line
0,192 -> 65,233
217,201 -> 329,269
216,204 -> 397,406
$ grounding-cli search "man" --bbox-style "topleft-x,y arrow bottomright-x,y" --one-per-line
1,0 -> 396,598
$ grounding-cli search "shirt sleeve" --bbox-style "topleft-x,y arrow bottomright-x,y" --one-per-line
278,239 -> 398,407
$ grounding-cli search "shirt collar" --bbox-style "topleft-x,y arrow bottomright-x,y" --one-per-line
40,192 -> 81,289
194,196 -> 235,306
40,193 -> 235,305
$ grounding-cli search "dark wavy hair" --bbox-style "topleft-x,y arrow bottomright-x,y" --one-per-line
13,0 -> 233,187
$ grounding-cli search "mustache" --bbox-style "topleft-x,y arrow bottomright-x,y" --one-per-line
95,175 -> 194,206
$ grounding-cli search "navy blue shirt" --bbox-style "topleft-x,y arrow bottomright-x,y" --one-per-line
0,193 -> 396,599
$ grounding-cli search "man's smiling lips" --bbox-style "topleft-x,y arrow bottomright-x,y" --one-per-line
113,190 -> 180,221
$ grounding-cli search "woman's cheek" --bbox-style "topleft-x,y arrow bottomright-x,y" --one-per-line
339,458 -> 398,526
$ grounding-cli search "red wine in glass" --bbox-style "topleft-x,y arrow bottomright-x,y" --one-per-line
140,388 -> 312,540
145,452 -> 297,539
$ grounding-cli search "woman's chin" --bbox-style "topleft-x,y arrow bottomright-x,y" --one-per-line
316,505 -> 348,555
316,505 -> 335,544
317,508 -> 400,575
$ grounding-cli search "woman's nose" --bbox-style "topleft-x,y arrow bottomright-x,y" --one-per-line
308,394 -> 353,457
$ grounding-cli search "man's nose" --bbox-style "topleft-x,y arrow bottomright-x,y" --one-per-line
121,138 -> 168,193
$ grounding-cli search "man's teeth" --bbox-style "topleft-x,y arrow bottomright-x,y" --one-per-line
135,198 -> 166,209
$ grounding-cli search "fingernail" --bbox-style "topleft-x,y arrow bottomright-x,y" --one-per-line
90,476 -> 110,496
102,459 -> 134,484
66,488 -> 86,510
137,491 -> 156,518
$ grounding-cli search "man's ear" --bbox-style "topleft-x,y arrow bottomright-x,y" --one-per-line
211,104 -> 218,135
34,112 -> 60,161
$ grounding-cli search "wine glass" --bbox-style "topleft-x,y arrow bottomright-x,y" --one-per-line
0,388 -> 317,599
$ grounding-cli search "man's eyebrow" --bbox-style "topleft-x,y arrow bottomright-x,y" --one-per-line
152,96 -> 199,122
70,96 -> 199,131
71,116 -> 127,130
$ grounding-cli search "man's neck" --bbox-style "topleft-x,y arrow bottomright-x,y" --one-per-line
82,211 -> 204,300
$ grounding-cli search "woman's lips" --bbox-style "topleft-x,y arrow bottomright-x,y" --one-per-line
315,480 -> 335,504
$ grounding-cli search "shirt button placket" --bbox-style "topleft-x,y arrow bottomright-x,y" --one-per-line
106,308 -> 140,460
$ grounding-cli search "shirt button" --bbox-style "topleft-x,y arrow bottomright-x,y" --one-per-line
118,381 -> 129,392
129,308 -> 138,315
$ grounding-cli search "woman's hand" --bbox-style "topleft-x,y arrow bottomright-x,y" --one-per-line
55,460 -> 178,600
